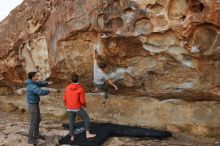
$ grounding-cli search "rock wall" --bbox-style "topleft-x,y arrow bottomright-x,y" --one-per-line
86,94 -> 220,136
1,93 -> 220,137
0,0 -> 220,100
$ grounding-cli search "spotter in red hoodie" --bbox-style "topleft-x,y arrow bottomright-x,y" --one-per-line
64,83 -> 86,110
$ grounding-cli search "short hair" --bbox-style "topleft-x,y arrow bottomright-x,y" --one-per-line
98,62 -> 107,69
71,73 -> 79,83
28,72 -> 37,79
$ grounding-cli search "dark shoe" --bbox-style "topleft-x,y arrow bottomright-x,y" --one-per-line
34,133 -> 45,140
28,138 -> 37,144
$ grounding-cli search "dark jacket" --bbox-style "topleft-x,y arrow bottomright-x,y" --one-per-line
26,79 -> 50,104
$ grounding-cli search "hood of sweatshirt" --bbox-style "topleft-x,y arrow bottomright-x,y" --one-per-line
68,83 -> 81,91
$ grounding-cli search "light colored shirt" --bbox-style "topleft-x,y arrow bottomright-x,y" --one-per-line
93,63 -> 108,85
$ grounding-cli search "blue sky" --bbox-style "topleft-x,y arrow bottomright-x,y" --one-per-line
0,0 -> 23,21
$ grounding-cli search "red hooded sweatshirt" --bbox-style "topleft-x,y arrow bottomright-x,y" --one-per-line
64,83 -> 86,110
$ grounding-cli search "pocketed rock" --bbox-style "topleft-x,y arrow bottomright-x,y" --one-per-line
0,0 -> 220,101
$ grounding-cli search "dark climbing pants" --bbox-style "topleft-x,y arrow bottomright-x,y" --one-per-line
68,108 -> 90,137
28,104 -> 41,139
94,82 -> 109,99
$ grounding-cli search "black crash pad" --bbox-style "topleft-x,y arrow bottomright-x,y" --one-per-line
58,122 -> 171,146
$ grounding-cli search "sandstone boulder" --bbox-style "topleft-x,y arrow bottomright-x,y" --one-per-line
0,1 -> 220,100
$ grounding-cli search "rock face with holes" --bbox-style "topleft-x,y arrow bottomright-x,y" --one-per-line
0,0 -> 220,101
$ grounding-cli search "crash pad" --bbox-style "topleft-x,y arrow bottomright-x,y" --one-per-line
59,122 -> 171,146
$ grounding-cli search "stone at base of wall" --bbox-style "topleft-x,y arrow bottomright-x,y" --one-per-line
1,93 -> 220,137
86,93 -> 220,137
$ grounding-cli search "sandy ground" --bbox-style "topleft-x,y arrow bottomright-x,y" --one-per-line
0,111 -> 220,146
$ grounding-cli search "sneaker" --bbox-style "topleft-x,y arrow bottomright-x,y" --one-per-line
28,138 -> 37,145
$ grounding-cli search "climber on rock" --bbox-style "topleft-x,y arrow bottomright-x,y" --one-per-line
63,73 -> 96,142
93,34 -> 118,103
26,71 -> 53,145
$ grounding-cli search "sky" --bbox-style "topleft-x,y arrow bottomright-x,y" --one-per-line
0,0 -> 23,21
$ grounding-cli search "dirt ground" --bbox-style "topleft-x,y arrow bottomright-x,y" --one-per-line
0,111 -> 220,146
